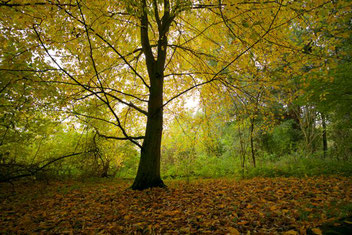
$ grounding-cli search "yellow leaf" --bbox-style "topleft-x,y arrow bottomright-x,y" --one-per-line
232,211 -> 238,217
164,210 -> 180,216
237,221 -> 248,225
227,227 -> 240,235
284,230 -> 298,235
311,228 -> 322,235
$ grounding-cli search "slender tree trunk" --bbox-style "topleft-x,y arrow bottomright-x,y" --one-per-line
250,118 -> 256,167
321,113 -> 328,158
101,159 -> 109,177
238,124 -> 246,178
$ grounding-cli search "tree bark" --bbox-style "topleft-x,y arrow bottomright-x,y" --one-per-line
250,119 -> 256,167
321,113 -> 328,158
238,124 -> 246,178
132,72 -> 166,190
132,0 -> 172,190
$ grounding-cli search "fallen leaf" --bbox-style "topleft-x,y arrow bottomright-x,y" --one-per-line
237,221 -> 249,225
311,228 -> 322,235
227,227 -> 240,235
284,230 -> 298,235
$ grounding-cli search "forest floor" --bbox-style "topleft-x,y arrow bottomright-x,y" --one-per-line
0,176 -> 352,234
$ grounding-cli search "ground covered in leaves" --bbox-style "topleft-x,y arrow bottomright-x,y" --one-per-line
1,176 -> 352,234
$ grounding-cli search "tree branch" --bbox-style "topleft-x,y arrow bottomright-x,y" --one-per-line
53,3 -> 150,89
0,151 -> 93,183
33,25 -> 142,148
0,1 -> 77,7
141,0 -> 156,76
96,130 -> 144,141
163,0 -> 283,108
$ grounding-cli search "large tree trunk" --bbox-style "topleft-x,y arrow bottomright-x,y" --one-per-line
131,0 -> 172,190
132,73 -> 165,190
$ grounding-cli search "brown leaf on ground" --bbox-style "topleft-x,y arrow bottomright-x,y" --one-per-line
0,176 -> 351,234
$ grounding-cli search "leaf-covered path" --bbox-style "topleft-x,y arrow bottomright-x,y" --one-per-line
1,176 -> 351,234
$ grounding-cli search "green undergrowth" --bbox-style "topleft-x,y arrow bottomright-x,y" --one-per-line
3,155 -> 351,184
244,156 -> 352,179
160,155 -> 352,181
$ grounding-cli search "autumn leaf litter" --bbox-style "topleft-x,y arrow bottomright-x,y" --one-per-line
0,176 -> 351,234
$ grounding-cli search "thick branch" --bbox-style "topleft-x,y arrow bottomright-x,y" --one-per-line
141,0 -> 156,75
153,0 -> 161,29
96,131 -> 144,141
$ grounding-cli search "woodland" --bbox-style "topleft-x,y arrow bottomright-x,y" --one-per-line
0,0 -> 352,234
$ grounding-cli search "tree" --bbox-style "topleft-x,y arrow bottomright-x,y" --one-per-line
1,0 -> 348,189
